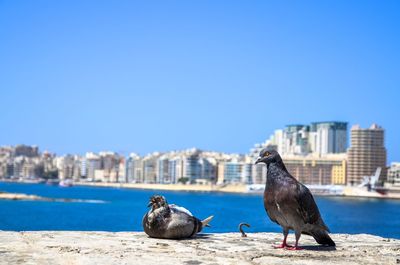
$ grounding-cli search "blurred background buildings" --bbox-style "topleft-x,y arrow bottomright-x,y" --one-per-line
0,122 -> 393,187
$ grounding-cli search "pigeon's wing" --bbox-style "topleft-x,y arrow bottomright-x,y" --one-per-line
169,204 -> 193,216
263,190 -> 280,225
295,183 -> 329,230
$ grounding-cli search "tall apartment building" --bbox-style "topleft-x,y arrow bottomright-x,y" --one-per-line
347,124 -> 387,185
168,156 -> 184,183
158,154 -> 171,184
85,153 -> 101,180
260,121 -> 348,156
55,155 -> 75,180
223,162 -> 242,183
126,153 -> 143,183
142,152 -> 161,183
309,122 -> 348,155
282,125 -> 310,155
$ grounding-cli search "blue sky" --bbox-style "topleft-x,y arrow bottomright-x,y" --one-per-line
0,1 -> 399,162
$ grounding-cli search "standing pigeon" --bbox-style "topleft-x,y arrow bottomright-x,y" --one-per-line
255,149 -> 335,250
142,195 -> 213,239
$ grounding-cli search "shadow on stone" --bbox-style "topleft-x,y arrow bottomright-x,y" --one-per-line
183,260 -> 202,265
301,245 -> 337,251
194,234 -> 212,239
150,234 -> 213,241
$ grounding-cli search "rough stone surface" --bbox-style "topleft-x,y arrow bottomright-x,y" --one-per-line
0,232 -> 399,265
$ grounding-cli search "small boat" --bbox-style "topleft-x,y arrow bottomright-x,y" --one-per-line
246,184 -> 264,193
46,179 -> 59,186
59,179 -> 73,187
37,179 -> 46,184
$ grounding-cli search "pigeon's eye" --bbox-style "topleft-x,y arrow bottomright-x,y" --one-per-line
264,152 -> 270,157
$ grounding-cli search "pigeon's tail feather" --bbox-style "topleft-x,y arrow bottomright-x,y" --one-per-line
201,216 -> 214,228
310,229 -> 336,246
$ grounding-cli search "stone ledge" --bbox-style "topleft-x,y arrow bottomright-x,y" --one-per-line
0,232 -> 399,265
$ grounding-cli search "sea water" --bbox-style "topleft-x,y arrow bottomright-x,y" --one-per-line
0,182 -> 399,239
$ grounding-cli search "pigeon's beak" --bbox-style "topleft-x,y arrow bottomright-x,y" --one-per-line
147,202 -> 152,208
255,157 -> 262,164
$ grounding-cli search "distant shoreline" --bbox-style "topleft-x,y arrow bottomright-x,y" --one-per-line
1,179 -> 400,200
75,182 -> 400,200
74,181 -> 249,194
0,179 -> 250,194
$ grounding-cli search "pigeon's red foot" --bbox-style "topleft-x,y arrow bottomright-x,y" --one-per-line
273,243 -> 292,249
286,246 -> 303,251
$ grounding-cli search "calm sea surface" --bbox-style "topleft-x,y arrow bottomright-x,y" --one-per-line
0,182 -> 399,239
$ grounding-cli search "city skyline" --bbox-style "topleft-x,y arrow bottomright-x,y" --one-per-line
0,122 -> 393,186
1,1 -> 399,161
0,120 -> 396,163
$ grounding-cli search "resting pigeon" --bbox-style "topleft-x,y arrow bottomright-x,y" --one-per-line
142,195 -> 213,239
255,149 -> 335,250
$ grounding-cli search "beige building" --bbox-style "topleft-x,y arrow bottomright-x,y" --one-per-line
283,154 -> 347,185
388,162 -> 400,186
142,152 -> 162,183
94,169 -> 105,182
347,124 -> 387,185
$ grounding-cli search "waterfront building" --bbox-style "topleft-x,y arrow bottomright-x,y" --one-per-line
13,157 -> 24,178
94,169 -> 105,182
13,145 -> 39,158
347,124 -> 387,185
0,153 -> 8,178
252,163 -> 267,184
55,155 -> 76,180
0,161 -> 13,179
5,162 -> 14,178
388,162 -> 400,186
223,161 -> 242,183
73,158 -> 82,181
126,153 -> 143,183
309,122 -> 348,156
199,157 -> 217,183
41,151 -> 57,176
142,152 -> 162,183
85,153 -> 101,180
168,156 -> 184,183
181,149 -> 201,183
21,158 -> 35,178
248,121 -> 349,185
0,123 -> 388,187
217,155 -> 252,184
117,158 -> 126,183
282,124 -> 311,155
253,121 -> 348,158
147,149 -> 226,184
158,154 -> 171,184
0,147 -> 13,178
0,146 -> 46,179
176,148 -> 217,183
80,158 -> 87,178
99,152 -> 121,182
241,163 -> 253,184
109,169 -> 119,183
283,154 -> 347,185
216,162 -> 225,184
